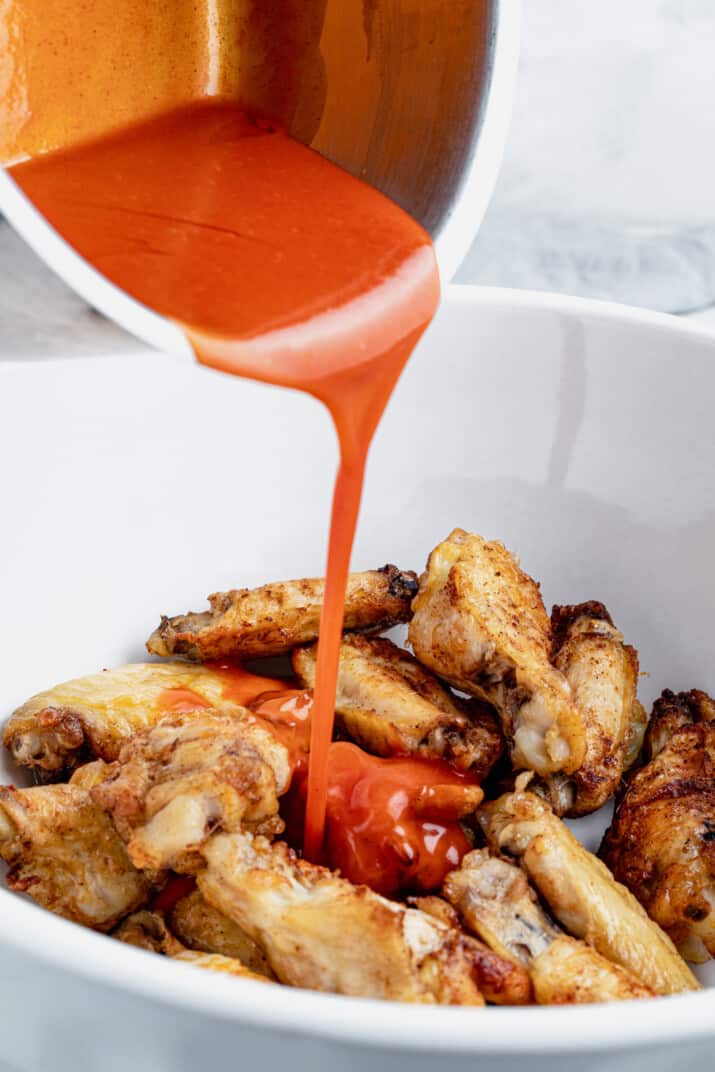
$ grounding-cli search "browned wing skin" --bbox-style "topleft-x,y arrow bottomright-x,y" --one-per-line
602,699 -> 715,963
410,894 -> 532,1005
293,634 -> 503,775
169,890 -> 274,978
644,688 -> 715,760
115,910 -> 269,981
198,831 -> 486,1004
479,784 -> 699,995
547,602 -> 643,816
0,784 -> 151,930
443,849 -> 653,1004
408,530 -> 585,777
146,565 -> 418,661
3,662 -> 247,778
92,710 -> 290,872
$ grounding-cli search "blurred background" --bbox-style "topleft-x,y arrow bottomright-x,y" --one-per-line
3,0 -> 715,355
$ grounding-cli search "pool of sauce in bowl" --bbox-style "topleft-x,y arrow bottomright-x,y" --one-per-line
9,100 -> 440,867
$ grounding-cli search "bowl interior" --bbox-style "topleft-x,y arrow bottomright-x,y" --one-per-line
1,287 -> 715,1042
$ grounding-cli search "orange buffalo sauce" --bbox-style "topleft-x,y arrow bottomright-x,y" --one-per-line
286,742 -> 479,895
10,99 -> 440,864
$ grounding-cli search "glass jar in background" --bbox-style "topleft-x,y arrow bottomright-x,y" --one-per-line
460,0 -> 715,313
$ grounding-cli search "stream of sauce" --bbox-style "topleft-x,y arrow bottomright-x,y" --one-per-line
10,101 -> 440,863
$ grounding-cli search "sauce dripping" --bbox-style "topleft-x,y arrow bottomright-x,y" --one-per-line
290,742 -> 480,895
10,100 -> 440,860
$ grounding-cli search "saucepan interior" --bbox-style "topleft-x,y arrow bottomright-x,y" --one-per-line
0,286 -> 714,1071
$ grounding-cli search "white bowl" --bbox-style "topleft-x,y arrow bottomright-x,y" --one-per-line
1,285 -> 714,1072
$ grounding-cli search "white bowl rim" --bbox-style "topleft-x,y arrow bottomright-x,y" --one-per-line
1,285 -> 715,1054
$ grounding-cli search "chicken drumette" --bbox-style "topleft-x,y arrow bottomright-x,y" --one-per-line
408,530 -> 644,815
602,688 -> 715,962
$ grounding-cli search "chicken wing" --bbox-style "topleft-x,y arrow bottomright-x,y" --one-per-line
0,784 -> 151,930
479,783 -> 698,995
602,691 -> 715,962
408,529 -> 585,777
198,830 -> 486,1004
3,662 -> 249,779
443,849 -> 653,1004
169,889 -> 274,978
644,687 -> 715,760
546,602 -> 644,816
409,894 -> 532,1004
115,910 -> 269,981
92,710 -> 290,872
146,565 -> 419,661
292,634 -> 503,775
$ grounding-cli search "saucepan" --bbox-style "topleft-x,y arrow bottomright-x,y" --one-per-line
0,286 -> 714,1071
0,0 -> 519,355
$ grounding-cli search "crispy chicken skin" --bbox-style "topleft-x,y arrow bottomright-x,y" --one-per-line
0,784 -> 151,929
644,688 -> 715,761
293,634 -> 503,775
115,910 -> 269,982
198,831 -> 487,1004
93,711 -> 290,872
602,692 -> 715,963
169,890 -> 274,978
547,602 -> 644,816
443,850 -> 653,1004
480,784 -> 699,995
410,894 -> 532,1004
3,662 -> 248,778
146,565 -> 419,661
408,530 -> 585,777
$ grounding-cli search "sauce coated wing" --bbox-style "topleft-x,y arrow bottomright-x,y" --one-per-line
0,784 -> 151,929
93,710 -> 290,872
443,849 -> 653,1004
480,785 -> 698,995
602,692 -> 715,963
293,633 -> 503,775
147,565 -> 418,660
198,831 -> 486,1004
3,662 -> 244,778
408,529 -> 585,777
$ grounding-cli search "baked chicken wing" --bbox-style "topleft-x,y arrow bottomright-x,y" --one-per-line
198,831 -> 488,1004
293,634 -> 503,775
3,662 -> 248,779
409,894 -> 532,1004
408,530 -> 585,777
92,710 -> 290,872
546,602 -> 644,816
169,889 -> 274,977
0,784 -> 151,929
602,689 -> 715,963
115,910 -> 269,981
443,849 -> 653,1003
147,565 -> 418,661
479,783 -> 698,995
